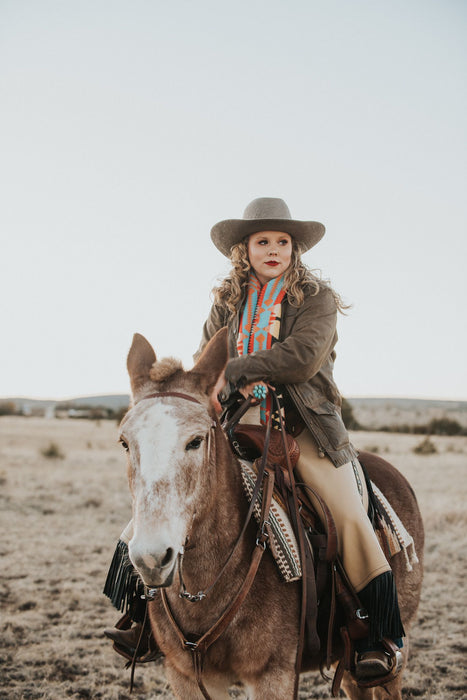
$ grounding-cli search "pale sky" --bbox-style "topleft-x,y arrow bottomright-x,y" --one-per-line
1,0 -> 466,401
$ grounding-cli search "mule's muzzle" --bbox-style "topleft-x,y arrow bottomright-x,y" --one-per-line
130,545 -> 178,588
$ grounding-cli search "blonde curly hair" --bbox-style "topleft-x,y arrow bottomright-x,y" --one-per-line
212,236 -> 349,318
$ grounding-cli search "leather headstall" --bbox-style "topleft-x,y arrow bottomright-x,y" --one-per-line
140,391 -> 203,405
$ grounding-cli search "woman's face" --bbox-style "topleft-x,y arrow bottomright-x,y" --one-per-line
247,230 -> 293,285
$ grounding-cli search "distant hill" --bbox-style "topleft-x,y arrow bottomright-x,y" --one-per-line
56,394 -> 130,410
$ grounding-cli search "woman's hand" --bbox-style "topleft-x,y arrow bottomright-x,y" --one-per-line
210,375 -> 271,414
239,380 -> 270,402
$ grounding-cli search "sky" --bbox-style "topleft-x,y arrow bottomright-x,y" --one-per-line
1,0 -> 466,401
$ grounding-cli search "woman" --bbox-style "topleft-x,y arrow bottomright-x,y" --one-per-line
104,197 -> 404,682
196,197 -> 404,681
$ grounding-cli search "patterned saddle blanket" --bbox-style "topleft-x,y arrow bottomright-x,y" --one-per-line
240,460 -> 419,583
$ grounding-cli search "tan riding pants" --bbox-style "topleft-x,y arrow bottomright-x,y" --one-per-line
296,429 -> 390,592
240,407 -> 390,592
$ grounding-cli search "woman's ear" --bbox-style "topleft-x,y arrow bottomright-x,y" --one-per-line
188,327 -> 228,396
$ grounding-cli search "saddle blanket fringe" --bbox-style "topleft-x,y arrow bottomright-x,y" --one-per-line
371,482 -> 419,572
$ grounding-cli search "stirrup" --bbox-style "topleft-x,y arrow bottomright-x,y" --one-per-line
331,629 -> 402,696
115,644 -> 162,667
355,638 -> 403,688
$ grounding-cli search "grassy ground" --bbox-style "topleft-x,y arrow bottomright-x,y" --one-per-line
1,417 -> 466,699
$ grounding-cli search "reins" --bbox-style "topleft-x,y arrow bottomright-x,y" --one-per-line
267,390 -> 311,699
176,395 -> 274,603
161,467 -> 276,700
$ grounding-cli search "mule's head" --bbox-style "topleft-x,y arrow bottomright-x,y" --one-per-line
119,329 -> 228,588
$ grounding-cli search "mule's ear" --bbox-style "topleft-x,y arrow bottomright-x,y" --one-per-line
127,333 -> 157,397
189,327 -> 229,394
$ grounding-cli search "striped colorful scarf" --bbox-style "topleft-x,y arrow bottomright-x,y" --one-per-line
237,272 -> 287,424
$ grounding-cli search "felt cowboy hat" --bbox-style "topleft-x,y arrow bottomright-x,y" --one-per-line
210,197 -> 325,257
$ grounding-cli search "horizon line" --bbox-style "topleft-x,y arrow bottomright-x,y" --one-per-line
2,392 -> 467,403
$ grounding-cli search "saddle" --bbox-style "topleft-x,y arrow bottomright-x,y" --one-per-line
228,419 -> 401,694
232,423 -> 300,469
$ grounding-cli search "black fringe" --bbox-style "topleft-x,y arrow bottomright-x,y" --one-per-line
103,540 -> 145,620
358,571 -> 406,645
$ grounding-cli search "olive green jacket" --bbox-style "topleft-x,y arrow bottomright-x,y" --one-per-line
195,283 -> 357,467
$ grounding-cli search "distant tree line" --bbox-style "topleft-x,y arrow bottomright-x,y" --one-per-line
376,417 -> 467,436
341,399 -> 467,436
0,401 -> 128,421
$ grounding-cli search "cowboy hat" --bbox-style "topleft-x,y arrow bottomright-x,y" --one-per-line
210,197 -> 325,257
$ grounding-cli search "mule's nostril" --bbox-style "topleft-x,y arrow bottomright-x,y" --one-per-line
161,548 -> 175,568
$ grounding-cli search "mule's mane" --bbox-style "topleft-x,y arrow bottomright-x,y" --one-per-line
149,357 -> 184,383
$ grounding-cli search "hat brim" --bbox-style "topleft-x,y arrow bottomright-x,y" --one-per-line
210,218 -> 325,257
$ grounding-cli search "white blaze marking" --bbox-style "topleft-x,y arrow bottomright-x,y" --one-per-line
133,403 -> 180,486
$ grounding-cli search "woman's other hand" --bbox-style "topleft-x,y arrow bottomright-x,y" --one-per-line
210,371 -> 226,414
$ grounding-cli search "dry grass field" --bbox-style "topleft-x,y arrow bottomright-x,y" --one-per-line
1,416 -> 466,699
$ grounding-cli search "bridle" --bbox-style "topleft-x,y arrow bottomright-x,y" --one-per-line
131,389 -> 296,700
137,391 -> 268,600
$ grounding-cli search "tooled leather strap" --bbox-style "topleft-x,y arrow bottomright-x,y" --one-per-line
295,483 -> 338,564
268,389 -> 314,700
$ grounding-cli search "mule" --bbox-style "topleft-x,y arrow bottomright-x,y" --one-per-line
118,328 -> 424,699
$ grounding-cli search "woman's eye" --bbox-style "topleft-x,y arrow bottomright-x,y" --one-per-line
185,436 -> 204,451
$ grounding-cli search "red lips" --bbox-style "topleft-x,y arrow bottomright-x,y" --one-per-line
266,261 -> 279,266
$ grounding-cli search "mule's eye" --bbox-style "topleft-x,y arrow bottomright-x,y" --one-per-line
185,436 -> 204,451
120,439 -> 129,452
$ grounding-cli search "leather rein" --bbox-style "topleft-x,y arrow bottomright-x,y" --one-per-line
135,389 -> 299,700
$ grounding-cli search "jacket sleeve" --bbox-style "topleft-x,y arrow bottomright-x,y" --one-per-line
193,302 -> 227,363
224,287 -> 338,386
